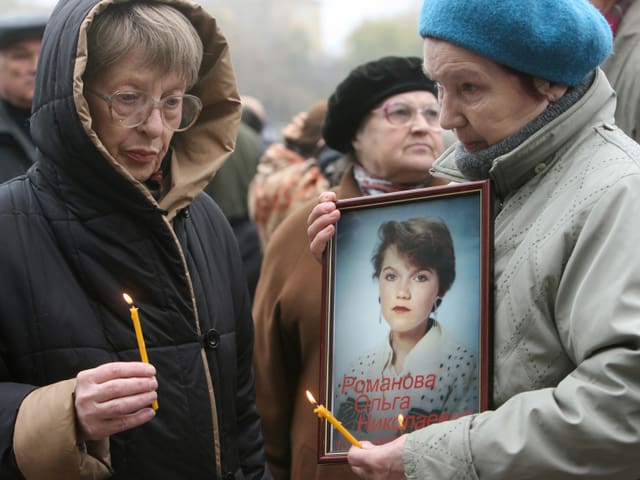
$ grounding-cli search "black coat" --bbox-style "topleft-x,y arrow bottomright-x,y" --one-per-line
0,100 -> 37,183
0,0 -> 269,478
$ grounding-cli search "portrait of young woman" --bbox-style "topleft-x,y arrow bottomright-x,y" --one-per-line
322,187 -> 489,455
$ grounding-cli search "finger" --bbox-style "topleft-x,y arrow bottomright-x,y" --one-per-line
97,387 -> 158,416
75,376 -> 158,410
104,407 -> 156,436
317,191 -> 337,203
307,206 -> 340,238
307,200 -> 336,226
78,391 -> 158,429
81,405 -> 156,441
310,225 -> 335,263
81,362 -> 156,384
90,376 -> 158,405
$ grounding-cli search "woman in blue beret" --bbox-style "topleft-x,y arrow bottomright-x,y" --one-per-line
308,0 -> 640,478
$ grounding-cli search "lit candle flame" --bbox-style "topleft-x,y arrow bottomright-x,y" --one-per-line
122,293 -> 133,305
305,389 -> 361,448
305,390 -> 317,405
398,413 -> 405,430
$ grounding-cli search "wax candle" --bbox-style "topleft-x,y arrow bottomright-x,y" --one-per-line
123,293 -> 159,411
305,390 -> 361,448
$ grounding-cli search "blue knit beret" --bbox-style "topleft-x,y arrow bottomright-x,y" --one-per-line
418,0 -> 612,86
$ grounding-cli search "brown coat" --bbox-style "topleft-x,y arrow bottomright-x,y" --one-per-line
252,167 -> 361,480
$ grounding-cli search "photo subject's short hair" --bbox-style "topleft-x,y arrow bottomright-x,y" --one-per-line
371,217 -> 456,296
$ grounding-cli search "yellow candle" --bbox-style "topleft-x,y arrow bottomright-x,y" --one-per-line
306,390 -> 361,448
123,293 -> 158,411
129,304 -> 149,363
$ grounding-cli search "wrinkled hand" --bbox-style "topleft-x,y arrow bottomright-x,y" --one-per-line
307,191 -> 340,263
348,436 -> 407,480
74,362 -> 158,442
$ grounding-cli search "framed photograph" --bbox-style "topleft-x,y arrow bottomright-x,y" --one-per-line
316,180 -> 493,462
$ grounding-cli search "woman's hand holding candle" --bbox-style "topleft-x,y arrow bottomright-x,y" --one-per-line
74,362 -> 158,442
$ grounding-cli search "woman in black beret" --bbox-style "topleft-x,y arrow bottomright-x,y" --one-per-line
251,55 -> 447,480
321,55 -> 447,194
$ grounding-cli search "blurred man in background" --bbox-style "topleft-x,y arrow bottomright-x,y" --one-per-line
0,12 -> 47,183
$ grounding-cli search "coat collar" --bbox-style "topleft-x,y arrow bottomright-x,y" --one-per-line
431,68 -> 617,201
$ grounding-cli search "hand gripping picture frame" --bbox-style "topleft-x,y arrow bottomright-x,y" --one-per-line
317,180 -> 493,462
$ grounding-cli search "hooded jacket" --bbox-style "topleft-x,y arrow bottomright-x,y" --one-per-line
0,0 -> 269,478
404,69 -> 640,479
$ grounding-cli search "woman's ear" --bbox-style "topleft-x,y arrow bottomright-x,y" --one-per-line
533,78 -> 569,103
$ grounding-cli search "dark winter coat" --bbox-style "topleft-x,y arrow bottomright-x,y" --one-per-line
0,99 -> 37,183
0,0 -> 270,478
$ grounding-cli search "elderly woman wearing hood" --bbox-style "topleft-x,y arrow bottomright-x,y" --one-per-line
0,0 -> 270,479
308,0 -> 640,479
252,55 -> 447,480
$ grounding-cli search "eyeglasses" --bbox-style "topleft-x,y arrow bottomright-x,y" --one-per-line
87,89 -> 203,132
372,101 -> 441,130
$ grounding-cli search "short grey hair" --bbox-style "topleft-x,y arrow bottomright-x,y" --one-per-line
84,2 -> 203,89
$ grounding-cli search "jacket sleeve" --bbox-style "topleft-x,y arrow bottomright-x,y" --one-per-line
0,378 -> 36,478
12,379 -> 111,480
403,176 -> 640,479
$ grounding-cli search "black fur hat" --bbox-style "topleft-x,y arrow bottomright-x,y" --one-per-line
323,56 -> 437,153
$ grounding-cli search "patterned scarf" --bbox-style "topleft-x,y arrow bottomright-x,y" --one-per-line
353,164 -> 431,196
604,0 -> 633,36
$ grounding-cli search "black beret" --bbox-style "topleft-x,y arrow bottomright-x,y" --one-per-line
0,12 -> 48,50
323,56 -> 438,153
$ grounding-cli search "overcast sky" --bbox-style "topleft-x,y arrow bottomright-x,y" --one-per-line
320,0 -> 419,54
16,0 -> 421,56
